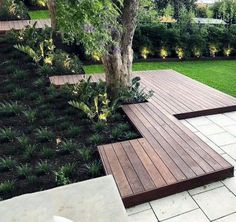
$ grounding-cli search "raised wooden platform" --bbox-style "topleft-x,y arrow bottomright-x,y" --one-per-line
50,70 -> 236,207
0,19 -> 51,33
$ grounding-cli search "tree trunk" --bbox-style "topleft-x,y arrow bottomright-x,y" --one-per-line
0,0 -> 4,9
102,0 -> 139,97
47,0 -> 57,30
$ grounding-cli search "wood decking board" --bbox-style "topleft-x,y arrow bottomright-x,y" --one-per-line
50,70 -> 235,207
0,19 -> 51,33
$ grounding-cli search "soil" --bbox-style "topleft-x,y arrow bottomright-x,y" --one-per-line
0,36 -> 140,200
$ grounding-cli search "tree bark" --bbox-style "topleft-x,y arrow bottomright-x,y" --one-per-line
47,0 -> 57,30
102,0 -> 139,97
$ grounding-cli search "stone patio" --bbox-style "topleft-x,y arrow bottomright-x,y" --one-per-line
127,111 -> 236,222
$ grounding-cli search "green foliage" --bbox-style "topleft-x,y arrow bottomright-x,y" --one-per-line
0,101 -> 23,116
22,109 -> 37,123
55,163 -> 75,185
12,88 -> 27,99
41,147 -> 55,159
23,144 -> 37,159
0,0 -> 28,21
36,160 -> 51,175
66,126 -> 83,138
0,127 -> 16,143
0,181 -> 15,195
69,77 -> 120,123
17,164 -> 32,178
93,121 -> 106,132
12,70 -> 28,80
78,147 -> 92,162
89,133 -> 104,145
119,77 -> 154,103
35,127 -> 54,142
85,161 -> 102,178
26,175 -> 38,185
17,135 -> 30,148
56,0 -> 121,55
58,140 -> 77,154
0,156 -> 16,172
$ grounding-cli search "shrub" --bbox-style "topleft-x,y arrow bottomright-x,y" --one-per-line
55,163 -> 75,185
66,126 -> 83,137
58,140 -> 77,154
36,160 -> 51,175
89,133 -> 104,145
85,161 -> 102,178
0,181 -> 15,195
0,156 -> 16,172
12,88 -> 27,99
17,135 -> 30,148
22,109 -> 37,123
0,101 -> 23,116
23,144 -> 37,159
0,0 -> 28,21
17,164 -> 32,178
35,127 -> 54,142
41,147 -> 55,159
0,127 -> 16,143
78,147 -> 92,162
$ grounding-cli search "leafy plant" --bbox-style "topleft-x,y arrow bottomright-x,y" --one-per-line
0,101 -> 23,116
119,77 -> 154,104
58,140 -> 77,154
17,164 -> 32,178
34,78 -> 45,87
93,121 -> 106,132
89,133 -> 104,145
66,126 -> 83,137
17,135 -> 30,148
36,160 -> 51,175
12,88 -> 27,99
0,156 -> 16,172
69,79 -> 120,123
55,163 -> 75,185
125,131 -> 138,140
23,144 -> 37,159
85,161 -> 102,177
41,147 -> 55,159
0,181 -> 14,195
0,127 -> 16,143
12,70 -> 28,80
26,175 -> 38,185
23,109 -> 37,123
78,147 -> 92,162
35,127 -> 54,142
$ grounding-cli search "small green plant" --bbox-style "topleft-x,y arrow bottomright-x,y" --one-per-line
0,101 -> 23,116
17,135 -> 30,148
85,161 -> 102,177
22,109 -> 37,123
41,147 -> 55,159
89,133 -> 104,145
111,127 -> 123,140
0,181 -> 14,195
66,126 -> 83,137
119,77 -> 154,103
111,113 -> 123,121
35,127 -> 54,142
23,144 -> 37,159
17,164 -> 32,178
93,121 -> 106,132
0,127 -> 16,143
116,123 -> 130,131
55,163 -> 75,185
12,70 -> 28,80
26,175 -> 38,185
5,82 -> 16,93
34,78 -> 45,87
125,131 -> 138,140
12,88 -> 27,99
58,140 -> 77,154
36,160 -> 51,175
0,156 -> 16,172
78,147 -> 92,162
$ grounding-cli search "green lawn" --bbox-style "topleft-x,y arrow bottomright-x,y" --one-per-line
29,10 -> 50,20
84,60 -> 236,97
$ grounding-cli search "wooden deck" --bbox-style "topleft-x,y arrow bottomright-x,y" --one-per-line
50,70 -> 236,207
0,19 -> 51,33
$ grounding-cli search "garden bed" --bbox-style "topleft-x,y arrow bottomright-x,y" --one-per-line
0,36 -> 140,200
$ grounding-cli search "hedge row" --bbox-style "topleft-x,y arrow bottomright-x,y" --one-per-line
133,24 -> 236,59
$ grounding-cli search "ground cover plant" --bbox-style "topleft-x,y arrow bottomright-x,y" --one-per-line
85,60 -> 236,98
28,10 -> 49,19
0,33 -> 141,200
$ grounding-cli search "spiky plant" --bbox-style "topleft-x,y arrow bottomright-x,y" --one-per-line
0,181 -> 15,195
85,161 -> 102,178
0,127 -> 16,143
0,156 -> 16,172
35,127 -> 54,142
0,101 -> 23,116
17,164 -> 32,178
36,160 -> 51,175
58,140 -> 77,154
78,147 -> 92,162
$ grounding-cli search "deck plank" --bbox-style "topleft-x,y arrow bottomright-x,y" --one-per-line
49,70 -> 235,207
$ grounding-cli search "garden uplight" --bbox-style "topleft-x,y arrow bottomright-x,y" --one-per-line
92,52 -> 101,61
209,44 -> 218,57
223,47 -> 233,57
160,48 -> 168,59
175,47 -> 184,60
141,47 -> 150,59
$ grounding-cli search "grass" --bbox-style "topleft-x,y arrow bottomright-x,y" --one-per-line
84,60 -> 236,97
29,10 -> 50,20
